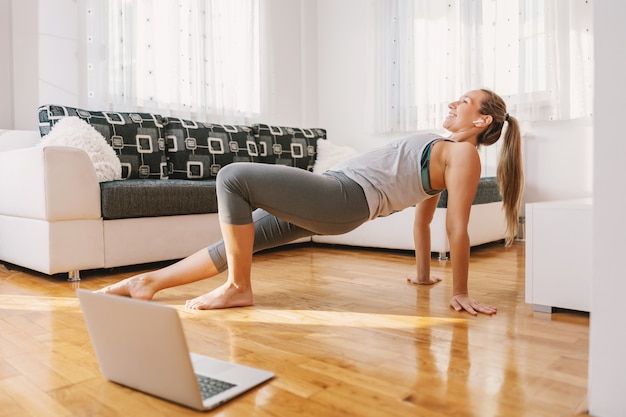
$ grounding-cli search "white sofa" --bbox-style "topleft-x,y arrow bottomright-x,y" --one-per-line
0,129 -> 223,279
0,129 -> 507,280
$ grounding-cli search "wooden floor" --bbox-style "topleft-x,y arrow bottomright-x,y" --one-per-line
0,242 -> 590,417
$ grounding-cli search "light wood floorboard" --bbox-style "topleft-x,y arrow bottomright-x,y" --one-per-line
0,242 -> 591,417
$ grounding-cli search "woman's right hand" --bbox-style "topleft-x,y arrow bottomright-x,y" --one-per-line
449,293 -> 497,316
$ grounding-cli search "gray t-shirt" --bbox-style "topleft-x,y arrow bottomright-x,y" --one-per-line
329,133 -> 446,219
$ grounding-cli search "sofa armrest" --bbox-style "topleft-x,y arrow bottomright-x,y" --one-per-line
0,146 -> 102,220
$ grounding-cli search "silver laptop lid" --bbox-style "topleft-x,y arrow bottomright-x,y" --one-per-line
76,289 -> 205,409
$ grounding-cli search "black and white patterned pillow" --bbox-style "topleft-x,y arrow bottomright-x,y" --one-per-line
164,118 -> 258,179
38,105 -> 168,179
253,124 -> 326,171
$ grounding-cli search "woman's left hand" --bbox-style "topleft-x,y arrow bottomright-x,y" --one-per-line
450,293 -> 497,316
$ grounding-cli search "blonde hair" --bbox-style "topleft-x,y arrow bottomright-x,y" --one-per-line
477,89 -> 524,246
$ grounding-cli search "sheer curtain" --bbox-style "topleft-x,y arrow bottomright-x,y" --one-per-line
86,0 -> 260,124
375,0 -> 594,133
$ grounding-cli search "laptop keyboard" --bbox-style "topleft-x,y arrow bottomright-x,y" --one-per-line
196,374 -> 236,400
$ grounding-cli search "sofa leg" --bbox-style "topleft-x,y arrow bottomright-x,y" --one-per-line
67,270 -> 81,282
438,252 -> 450,261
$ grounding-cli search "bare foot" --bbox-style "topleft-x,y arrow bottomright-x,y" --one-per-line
185,282 -> 253,310
96,273 -> 159,300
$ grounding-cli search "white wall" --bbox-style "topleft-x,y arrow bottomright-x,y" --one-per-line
38,0 -> 84,109
0,0 -> 14,128
0,0 -> 83,130
12,0 -> 39,129
0,0 -> 39,130
259,0 -> 319,127
588,1 -> 626,415
317,0 -> 379,147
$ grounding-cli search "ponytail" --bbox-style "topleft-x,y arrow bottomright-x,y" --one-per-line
477,90 -> 524,246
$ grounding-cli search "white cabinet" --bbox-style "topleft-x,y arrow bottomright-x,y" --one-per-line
525,199 -> 592,313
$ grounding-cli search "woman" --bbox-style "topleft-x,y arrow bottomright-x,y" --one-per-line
98,89 -> 523,316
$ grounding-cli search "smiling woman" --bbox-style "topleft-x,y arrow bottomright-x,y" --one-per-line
98,89 -> 523,317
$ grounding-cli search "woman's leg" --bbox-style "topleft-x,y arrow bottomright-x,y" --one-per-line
100,163 -> 369,308
97,208 -> 315,300
185,163 -> 369,310
214,163 -> 369,234
185,222 -> 255,309
97,247 -> 221,300
97,208 -> 318,302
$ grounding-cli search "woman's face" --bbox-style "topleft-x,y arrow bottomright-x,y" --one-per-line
442,90 -> 490,134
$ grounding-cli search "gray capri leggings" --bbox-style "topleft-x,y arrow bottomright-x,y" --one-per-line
207,162 -> 370,272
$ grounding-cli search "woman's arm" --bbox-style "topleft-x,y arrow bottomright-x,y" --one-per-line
444,143 -> 497,315
408,196 -> 442,285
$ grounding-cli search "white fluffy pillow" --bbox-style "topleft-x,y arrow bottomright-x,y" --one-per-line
313,139 -> 358,175
39,116 -> 122,182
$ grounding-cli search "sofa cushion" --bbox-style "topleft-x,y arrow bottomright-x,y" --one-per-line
253,124 -> 326,171
38,105 -> 168,180
437,176 -> 502,208
313,138 -> 358,174
164,118 -> 257,179
100,179 -> 218,219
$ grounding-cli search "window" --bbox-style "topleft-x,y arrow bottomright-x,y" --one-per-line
375,0 -> 594,133
86,0 -> 260,123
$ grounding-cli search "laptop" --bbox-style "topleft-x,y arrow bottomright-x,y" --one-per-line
76,289 -> 274,411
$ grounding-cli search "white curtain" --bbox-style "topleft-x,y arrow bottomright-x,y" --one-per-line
86,0 -> 260,124
375,0 -> 594,133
